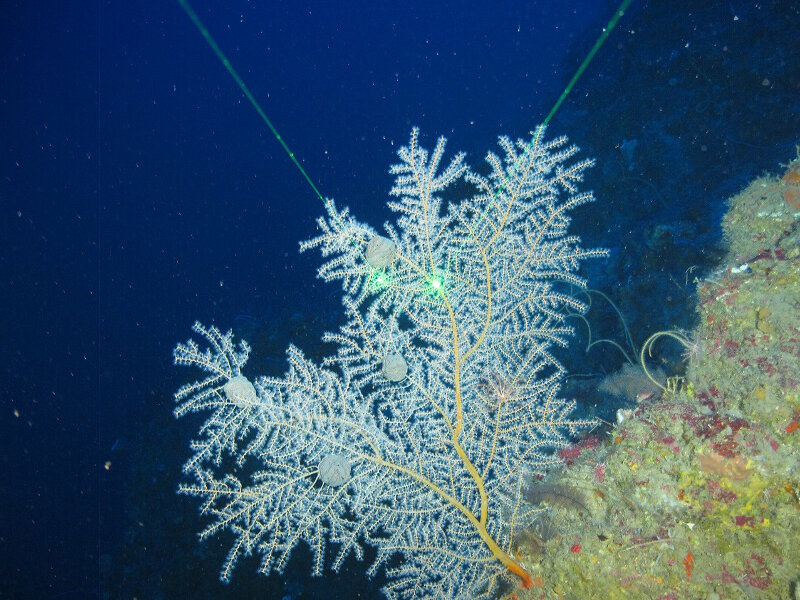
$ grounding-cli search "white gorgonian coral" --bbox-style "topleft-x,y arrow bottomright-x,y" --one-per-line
174,127 -> 605,598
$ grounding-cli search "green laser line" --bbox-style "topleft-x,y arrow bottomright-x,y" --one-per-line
177,0 -> 327,207
543,0 -> 632,126
471,0 -> 632,234
177,0 -> 631,240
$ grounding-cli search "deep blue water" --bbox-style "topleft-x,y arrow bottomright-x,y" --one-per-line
1,1 -> 798,598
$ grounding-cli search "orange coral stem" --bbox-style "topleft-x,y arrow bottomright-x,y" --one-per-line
507,562 -> 534,589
